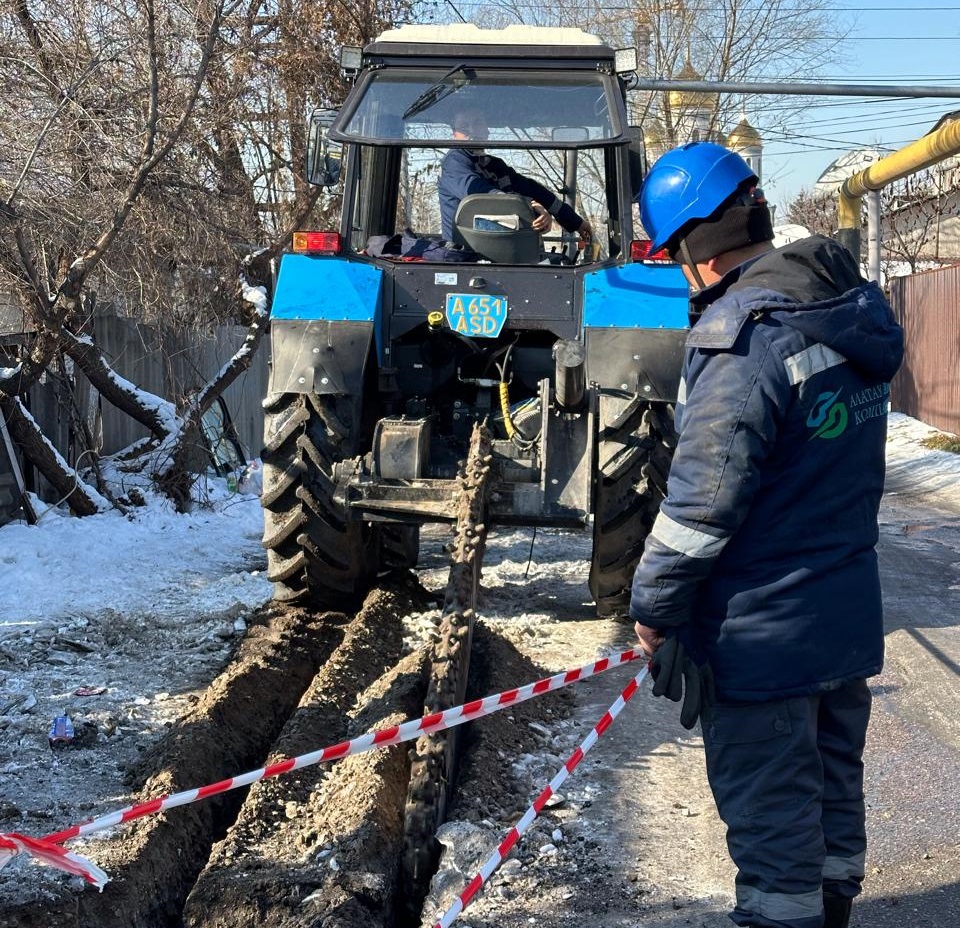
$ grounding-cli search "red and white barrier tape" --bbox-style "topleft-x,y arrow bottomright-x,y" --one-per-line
433,663 -> 649,928
0,833 -> 109,888
0,646 -> 646,890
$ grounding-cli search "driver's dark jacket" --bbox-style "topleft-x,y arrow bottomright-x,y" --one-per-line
438,148 -> 584,241
629,235 -> 904,702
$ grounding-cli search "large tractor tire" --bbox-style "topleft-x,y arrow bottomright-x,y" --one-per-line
379,524 -> 421,571
589,394 -> 676,617
261,392 -> 378,606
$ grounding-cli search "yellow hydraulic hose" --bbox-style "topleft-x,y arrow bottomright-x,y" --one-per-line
499,381 -> 516,439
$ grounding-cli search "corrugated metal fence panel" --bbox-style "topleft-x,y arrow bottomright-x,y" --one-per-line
95,315 -> 170,456
890,265 -> 960,437
197,327 -> 268,462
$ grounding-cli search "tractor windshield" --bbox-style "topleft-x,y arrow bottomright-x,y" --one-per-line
332,67 -> 624,146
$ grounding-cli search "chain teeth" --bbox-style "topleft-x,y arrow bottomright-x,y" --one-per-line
401,422 -> 493,912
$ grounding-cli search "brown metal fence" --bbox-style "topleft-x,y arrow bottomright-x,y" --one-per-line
890,264 -> 960,437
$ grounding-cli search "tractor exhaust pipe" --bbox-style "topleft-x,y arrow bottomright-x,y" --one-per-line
553,340 -> 586,412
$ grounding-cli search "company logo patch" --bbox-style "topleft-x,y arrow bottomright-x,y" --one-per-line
807,388 -> 849,440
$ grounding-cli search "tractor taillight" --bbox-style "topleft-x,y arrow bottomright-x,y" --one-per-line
293,231 -> 342,255
630,239 -> 673,263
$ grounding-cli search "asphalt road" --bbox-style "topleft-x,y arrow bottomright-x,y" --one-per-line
858,485 -> 960,927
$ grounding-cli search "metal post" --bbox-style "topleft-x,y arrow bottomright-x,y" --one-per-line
564,150 -> 579,262
867,190 -> 882,284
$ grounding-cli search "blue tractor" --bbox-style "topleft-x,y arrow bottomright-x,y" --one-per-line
262,24 -> 689,615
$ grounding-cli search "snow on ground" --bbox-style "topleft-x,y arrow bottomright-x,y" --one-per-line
1,412 -> 958,631
884,413 -> 960,505
1,479 -> 271,631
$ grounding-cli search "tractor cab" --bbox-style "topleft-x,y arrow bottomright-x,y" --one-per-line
316,24 -> 642,265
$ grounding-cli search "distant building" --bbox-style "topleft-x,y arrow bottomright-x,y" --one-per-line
727,117 -> 762,181
668,58 -> 720,144
885,112 -> 960,264
643,59 -> 765,185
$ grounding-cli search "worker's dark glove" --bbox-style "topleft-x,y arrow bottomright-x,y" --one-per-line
650,635 -> 715,730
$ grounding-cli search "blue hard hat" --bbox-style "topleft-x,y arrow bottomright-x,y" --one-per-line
640,141 -> 758,252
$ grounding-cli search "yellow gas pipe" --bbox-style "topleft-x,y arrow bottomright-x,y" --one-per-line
837,117 -> 960,263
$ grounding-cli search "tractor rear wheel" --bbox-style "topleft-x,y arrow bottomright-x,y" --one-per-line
380,524 -> 421,571
589,395 -> 676,617
261,392 -> 378,607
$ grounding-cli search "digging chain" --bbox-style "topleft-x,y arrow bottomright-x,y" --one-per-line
401,421 -> 493,906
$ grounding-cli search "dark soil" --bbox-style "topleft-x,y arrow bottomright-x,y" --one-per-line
182,582 -> 428,928
0,603 -> 347,928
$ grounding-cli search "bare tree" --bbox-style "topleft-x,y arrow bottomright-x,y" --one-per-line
785,187 -> 838,238
471,0 -> 847,187
0,0 -> 417,514
0,0 -> 234,511
880,167 -> 959,275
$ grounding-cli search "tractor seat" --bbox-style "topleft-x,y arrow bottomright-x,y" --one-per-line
452,193 -> 542,264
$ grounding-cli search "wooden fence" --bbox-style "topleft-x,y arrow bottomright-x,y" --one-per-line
1,314 -> 268,521
890,264 -> 960,437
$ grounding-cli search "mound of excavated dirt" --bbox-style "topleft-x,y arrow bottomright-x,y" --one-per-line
182,583 -> 428,928
0,603 -> 351,928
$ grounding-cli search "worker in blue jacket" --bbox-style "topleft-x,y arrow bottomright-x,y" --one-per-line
438,107 -> 592,246
631,141 -> 903,928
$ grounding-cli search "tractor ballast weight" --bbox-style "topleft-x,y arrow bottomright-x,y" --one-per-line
262,24 -> 690,615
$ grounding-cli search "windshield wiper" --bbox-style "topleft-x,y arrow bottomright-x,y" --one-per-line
402,65 -> 474,121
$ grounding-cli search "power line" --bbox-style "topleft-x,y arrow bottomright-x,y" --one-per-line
755,101 -> 951,127
458,1 -> 960,9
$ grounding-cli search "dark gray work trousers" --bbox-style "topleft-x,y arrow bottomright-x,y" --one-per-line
701,679 -> 871,928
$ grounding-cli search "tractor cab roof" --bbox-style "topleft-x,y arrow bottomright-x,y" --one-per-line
364,24 -> 614,63
330,26 -> 627,149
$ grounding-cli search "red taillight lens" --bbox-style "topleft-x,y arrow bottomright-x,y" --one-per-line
630,239 -> 673,263
292,231 -> 342,255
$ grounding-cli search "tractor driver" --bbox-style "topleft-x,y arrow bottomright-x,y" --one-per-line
438,107 -> 593,248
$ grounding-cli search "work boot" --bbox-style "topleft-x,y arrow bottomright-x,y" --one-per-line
822,892 -> 852,928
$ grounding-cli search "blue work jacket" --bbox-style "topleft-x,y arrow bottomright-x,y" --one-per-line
630,235 -> 904,701
438,148 -> 583,242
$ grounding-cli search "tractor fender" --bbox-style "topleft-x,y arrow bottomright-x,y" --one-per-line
268,319 -> 373,396
582,262 -> 689,402
268,253 -> 382,396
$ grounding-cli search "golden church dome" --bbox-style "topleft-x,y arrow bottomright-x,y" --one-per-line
668,58 -> 718,112
644,118 -> 668,146
727,117 -> 762,149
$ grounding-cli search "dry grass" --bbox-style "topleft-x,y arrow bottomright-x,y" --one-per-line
921,433 -> 960,454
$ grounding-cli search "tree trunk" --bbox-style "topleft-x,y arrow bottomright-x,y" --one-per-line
0,393 -> 104,516
159,286 -> 271,508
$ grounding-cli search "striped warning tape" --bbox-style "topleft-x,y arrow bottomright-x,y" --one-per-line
0,646 -> 647,891
433,663 -> 649,928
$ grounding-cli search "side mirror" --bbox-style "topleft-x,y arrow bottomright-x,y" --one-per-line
627,125 -> 647,200
307,109 -> 342,187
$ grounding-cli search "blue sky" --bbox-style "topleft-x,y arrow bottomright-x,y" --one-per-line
758,0 -> 960,213
426,2 -> 959,216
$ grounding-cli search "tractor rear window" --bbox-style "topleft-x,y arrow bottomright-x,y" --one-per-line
334,68 -> 622,145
